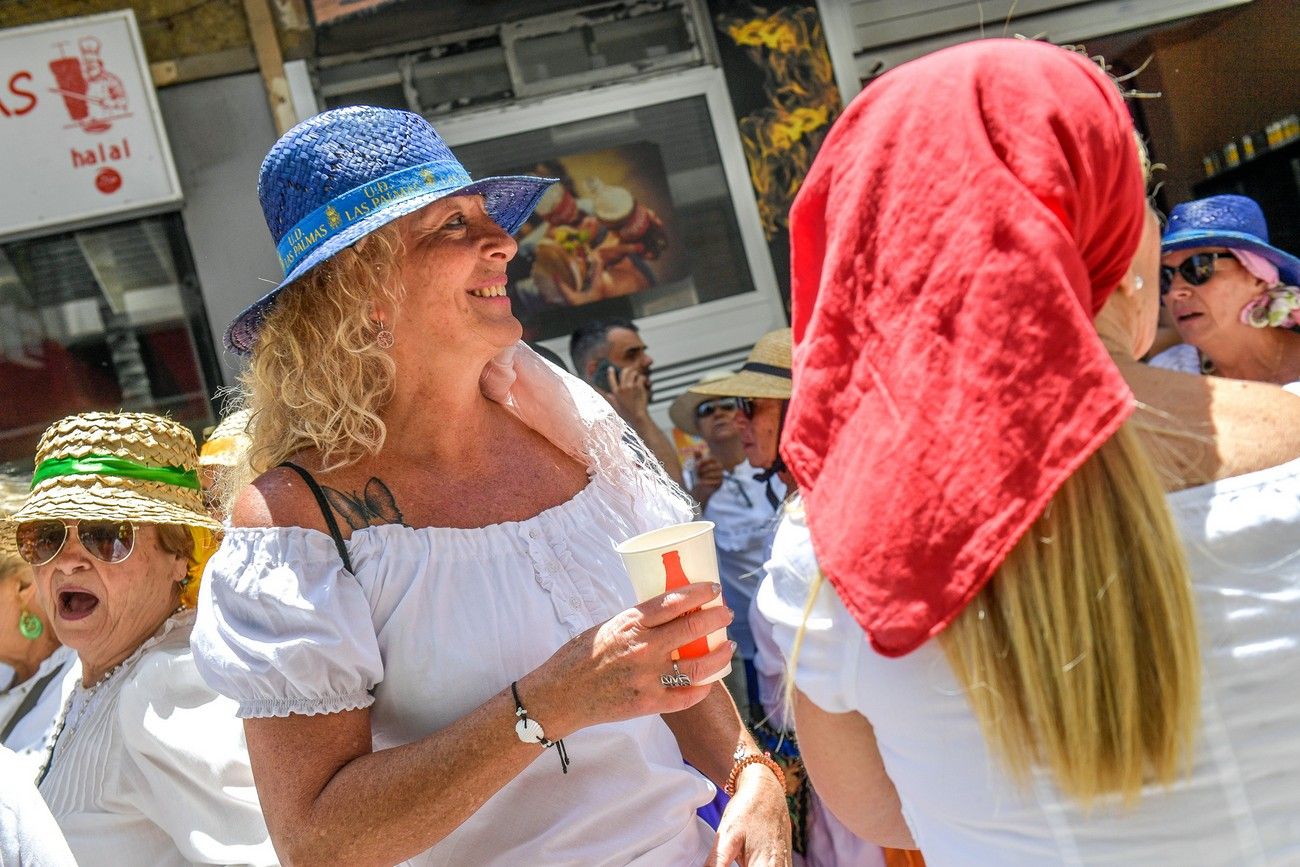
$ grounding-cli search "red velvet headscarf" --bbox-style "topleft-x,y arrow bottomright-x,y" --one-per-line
784,40 -> 1146,657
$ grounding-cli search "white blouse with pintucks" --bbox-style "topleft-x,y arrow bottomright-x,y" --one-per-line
38,609 -> 276,866
192,473 -> 716,866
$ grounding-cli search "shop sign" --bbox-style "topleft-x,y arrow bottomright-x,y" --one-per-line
0,10 -> 181,241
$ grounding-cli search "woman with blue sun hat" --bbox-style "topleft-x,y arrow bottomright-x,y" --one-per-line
193,106 -> 791,865
1149,194 -> 1300,390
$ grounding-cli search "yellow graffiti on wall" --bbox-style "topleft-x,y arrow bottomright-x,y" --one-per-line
721,5 -> 841,240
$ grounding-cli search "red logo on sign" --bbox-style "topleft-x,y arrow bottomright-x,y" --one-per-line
49,36 -> 129,134
95,167 -> 122,194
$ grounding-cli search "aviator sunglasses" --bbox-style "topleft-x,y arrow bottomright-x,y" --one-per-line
16,520 -> 135,567
1159,252 -> 1235,296
695,397 -> 753,420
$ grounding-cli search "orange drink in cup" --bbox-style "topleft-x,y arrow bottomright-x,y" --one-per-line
615,521 -> 731,684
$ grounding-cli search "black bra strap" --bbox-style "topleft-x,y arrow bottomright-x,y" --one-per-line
279,462 -> 355,573
1,663 -> 63,744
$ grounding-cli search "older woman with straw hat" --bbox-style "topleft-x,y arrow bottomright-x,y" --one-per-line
0,478 -> 78,778
193,105 -> 790,866
11,412 -> 275,866
690,328 -> 796,502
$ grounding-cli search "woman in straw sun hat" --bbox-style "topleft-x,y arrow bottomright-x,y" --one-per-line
193,105 -> 790,866
758,38 -> 1300,863
690,328 -> 795,503
11,412 -> 275,865
0,475 -> 78,779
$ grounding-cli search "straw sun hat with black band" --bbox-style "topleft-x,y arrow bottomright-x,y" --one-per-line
688,328 -> 793,402
12,413 -> 220,532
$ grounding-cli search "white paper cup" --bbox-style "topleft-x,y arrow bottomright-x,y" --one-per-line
614,521 -> 731,685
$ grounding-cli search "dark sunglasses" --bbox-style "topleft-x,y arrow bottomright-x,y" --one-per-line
695,397 -> 753,419
16,520 -> 135,567
1160,252 -> 1235,296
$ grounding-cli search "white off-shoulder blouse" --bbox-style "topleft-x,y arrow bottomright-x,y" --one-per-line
38,610 -> 276,866
192,473 -> 716,866
759,458 -> 1300,866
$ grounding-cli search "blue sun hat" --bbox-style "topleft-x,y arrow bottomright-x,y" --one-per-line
1161,194 -> 1300,287
225,105 -> 556,356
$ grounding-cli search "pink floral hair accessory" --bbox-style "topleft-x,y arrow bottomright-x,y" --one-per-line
1240,285 -> 1300,329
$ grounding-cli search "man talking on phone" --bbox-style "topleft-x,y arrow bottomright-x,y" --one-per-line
569,318 -> 683,486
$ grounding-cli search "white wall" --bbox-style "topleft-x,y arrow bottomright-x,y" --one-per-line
157,73 -> 283,387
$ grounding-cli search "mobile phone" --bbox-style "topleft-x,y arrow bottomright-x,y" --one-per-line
592,358 -> 622,390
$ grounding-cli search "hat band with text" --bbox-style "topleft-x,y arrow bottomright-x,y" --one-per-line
275,159 -> 472,276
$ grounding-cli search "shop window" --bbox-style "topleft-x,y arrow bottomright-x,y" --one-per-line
0,213 -> 220,472
453,95 -> 757,342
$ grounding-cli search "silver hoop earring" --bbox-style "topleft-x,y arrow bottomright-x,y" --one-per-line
1134,275 -> 1144,292
376,323 -> 395,349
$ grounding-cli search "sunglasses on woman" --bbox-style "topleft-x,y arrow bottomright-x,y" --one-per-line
1159,252 -> 1235,296
16,520 -> 135,567
694,397 -> 753,420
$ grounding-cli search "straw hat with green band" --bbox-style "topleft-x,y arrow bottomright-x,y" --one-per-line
689,328 -> 793,401
12,412 -> 221,532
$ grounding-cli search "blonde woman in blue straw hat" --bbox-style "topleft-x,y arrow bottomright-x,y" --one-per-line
11,412 -> 275,865
195,106 -> 791,866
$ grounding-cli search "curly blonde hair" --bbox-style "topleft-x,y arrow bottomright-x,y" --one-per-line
218,225 -> 406,507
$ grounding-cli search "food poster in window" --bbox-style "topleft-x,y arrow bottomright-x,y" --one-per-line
506,142 -> 691,335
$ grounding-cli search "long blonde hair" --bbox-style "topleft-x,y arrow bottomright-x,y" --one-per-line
218,225 -> 405,507
793,420 -> 1200,805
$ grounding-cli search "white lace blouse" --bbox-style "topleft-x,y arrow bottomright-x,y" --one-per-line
760,458 -> 1300,866
192,473 -> 716,866
38,610 -> 276,866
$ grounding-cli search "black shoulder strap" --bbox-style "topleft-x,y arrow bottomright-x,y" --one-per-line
279,461 -> 355,573
1,663 -> 63,744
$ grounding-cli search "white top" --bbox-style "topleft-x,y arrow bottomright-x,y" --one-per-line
0,645 -> 79,780
39,610 -> 276,866
686,459 -> 785,658
759,458 -> 1300,866
1149,342 -> 1202,374
1150,343 -> 1300,394
192,473 -> 715,866
0,746 -> 76,867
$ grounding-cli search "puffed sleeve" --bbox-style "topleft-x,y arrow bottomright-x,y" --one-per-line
754,505 -> 866,714
115,644 -> 278,866
192,527 -> 383,718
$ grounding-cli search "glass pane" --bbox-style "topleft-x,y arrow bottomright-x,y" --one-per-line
454,95 -> 756,342
513,11 -> 692,84
0,214 -> 218,471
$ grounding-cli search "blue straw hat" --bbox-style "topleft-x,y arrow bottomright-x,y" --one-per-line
225,106 -> 555,356
1161,194 -> 1300,287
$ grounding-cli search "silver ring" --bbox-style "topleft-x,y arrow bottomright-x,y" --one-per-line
660,662 -> 692,688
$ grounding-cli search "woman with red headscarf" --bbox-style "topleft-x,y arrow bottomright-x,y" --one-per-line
756,39 -> 1300,863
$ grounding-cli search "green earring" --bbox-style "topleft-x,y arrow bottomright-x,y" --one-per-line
18,610 -> 43,641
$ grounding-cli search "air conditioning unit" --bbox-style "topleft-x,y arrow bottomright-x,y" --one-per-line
316,0 -> 713,118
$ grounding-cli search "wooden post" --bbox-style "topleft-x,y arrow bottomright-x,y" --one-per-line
243,0 -> 298,135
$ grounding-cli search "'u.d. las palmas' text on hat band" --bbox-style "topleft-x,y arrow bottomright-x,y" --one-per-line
275,159 -> 472,275
32,456 -> 201,491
